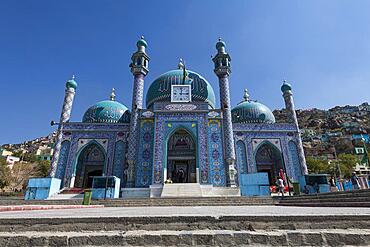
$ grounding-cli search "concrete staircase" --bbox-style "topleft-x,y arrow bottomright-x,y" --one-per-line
1,212 -> 370,246
99,196 -> 274,207
47,188 -> 84,201
161,183 -> 202,197
277,188 -> 370,207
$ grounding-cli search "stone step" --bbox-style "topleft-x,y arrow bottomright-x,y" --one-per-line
161,183 -> 202,197
2,214 -> 370,232
0,229 -> 369,246
47,193 -> 84,200
290,189 -> 370,200
0,197 -> 275,207
278,196 -> 370,203
278,201 -> 370,207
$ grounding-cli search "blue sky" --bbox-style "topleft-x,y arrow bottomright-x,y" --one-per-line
1,0 -> 369,144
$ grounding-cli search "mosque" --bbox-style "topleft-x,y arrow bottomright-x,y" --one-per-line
48,37 -> 307,197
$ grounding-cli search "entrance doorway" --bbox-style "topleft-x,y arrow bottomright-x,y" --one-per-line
167,129 -> 196,183
255,142 -> 284,185
75,143 -> 106,188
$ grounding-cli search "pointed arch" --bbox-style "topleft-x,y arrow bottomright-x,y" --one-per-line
73,140 -> 107,188
254,140 -> 284,185
165,127 -> 197,183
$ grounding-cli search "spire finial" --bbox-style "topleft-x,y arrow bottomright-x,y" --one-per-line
72,74 -> 75,80
178,58 -> 184,69
218,37 -> 222,41
243,88 -> 250,101
110,88 -> 116,101
141,35 -> 144,39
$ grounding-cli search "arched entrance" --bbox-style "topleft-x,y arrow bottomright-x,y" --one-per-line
167,129 -> 196,183
255,142 -> 284,185
75,143 -> 106,188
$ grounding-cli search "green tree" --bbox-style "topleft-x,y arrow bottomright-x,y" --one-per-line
22,153 -> 38,163
336,153 -> 358,178
0,158 -> 11,189
306,157 -> 329,174
36,160 -> 50,177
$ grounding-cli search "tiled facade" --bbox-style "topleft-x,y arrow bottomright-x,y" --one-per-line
50,38 -> 307,193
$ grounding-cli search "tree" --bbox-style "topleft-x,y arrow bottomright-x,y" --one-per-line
36,160 -> 50,177
336,153 -> 358,178
306,157 -> 329,174
8,162 -> 38,191
0,158 -> 11,189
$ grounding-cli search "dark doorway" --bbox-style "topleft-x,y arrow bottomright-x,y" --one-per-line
167,129 -> 196,183
75,143 -> 106,188
255,143 -> 284,185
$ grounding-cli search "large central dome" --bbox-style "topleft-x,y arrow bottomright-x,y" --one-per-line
146,69 -> 216,108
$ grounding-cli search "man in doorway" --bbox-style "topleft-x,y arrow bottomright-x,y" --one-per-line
177,168 -> 185,183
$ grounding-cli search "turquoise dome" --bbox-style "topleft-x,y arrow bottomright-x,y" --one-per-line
281,82 -> 292,92
146,69 -> 216,108
66,79 -> 77,89
82,100 -> 130,123
216,40 -> 226,50
137,38 -> 147,48
232,99 -> 275,124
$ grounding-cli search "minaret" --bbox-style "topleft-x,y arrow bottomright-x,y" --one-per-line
281,81 -> 308,175
49,76 -> 77,177
212,38 -> 237,187
126,36 -> 150,187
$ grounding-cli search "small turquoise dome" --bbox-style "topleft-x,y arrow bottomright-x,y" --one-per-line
146,69 -> 216,108
231,92 -> 275,124
66,79 -> 77,89
281,82 -> 292,92
137,37 -> 147,48
82,100 -> 130,123
216,39 -> 226,50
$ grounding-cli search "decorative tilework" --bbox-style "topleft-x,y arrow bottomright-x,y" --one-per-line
113,141 -> 126,187
288,140 -> 302,181
127,74 -> 145,187
218,76 -> 235,161
55,140 -> 71,188
65,131 -> 118,186
207,120 -> 226,186
233,128 -> 300,181
235,140 -> 247,186
50,87 -> 76,177
135,119 -> 154,187
152,112 -> 208,184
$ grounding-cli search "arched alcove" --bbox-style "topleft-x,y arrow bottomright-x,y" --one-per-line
166,128 -> 196,183
74,142 -> 106,188
254,142 -> 284,185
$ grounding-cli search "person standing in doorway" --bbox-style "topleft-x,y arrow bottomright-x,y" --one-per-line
178,168 -> 185,183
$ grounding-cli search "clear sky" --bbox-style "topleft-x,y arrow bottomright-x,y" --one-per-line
1,0 -> 369,144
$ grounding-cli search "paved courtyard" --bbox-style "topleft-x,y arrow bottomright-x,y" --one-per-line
0,205 -> 369,219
